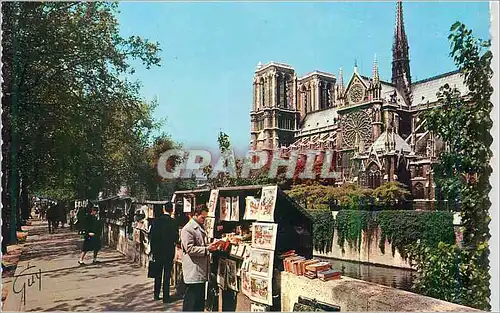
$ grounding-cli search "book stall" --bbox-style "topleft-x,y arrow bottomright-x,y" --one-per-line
173,184 -> 313,312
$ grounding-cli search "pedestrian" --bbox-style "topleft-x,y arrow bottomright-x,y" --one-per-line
78,206 -> 103,265
46,204 -> 57,234
149,202 -> 179,303
180,205 -> 218,312
69,209 -> 76,230
59,202 -> 67,228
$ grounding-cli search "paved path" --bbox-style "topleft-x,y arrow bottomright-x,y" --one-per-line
3,220 -> 183,312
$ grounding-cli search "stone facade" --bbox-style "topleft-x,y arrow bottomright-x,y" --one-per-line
249,1 -> 468,200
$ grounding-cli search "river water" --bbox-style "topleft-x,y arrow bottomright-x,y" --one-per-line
316,256 -> 416,292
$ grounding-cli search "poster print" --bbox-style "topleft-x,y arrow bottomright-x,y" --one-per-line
204,217 -> 215,238
252,223 -> 278,251
217,258 -> 227,289
244,196 -> 260,220
230,196 -> 240,221
241,269 -> 251,297
250,274 -> 272,305
258,186 -> 277,222
207,189 -> 218,217
250,248 -> 274,278
219,197 -> 230,221
251,303 -> 268,312
225,259 -> 239,292
183,197 -> 192,213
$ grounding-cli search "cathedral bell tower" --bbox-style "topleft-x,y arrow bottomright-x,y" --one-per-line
250,62 -> 299,151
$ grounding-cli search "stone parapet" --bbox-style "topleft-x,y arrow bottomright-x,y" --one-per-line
279,271 -> 481,312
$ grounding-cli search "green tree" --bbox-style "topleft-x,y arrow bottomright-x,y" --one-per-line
412,22 -> 492,310
286,183 -> 373,211
2,2 -> 162,243
373,181 -> 411,206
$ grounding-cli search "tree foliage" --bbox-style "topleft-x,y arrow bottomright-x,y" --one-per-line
1,2 -> 169,243
286,182 -> 410,210
413,22 -> 492,310
373,181 -> 411,205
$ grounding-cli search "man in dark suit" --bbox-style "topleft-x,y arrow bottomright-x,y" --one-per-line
150,202 -> 179,303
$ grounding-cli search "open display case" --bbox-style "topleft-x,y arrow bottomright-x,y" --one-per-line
173,184 -> 312,312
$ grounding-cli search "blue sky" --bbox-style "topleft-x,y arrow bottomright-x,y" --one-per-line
117,1 -> 491,154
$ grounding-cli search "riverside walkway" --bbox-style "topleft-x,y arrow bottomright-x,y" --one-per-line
2,220 -> 182,312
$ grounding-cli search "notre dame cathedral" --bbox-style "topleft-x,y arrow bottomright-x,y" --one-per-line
249,0 -> 468,201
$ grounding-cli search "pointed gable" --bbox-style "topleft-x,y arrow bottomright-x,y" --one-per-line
344,71 -> 369,105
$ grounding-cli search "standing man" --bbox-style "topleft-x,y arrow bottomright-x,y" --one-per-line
46,204 -> 57,234
78,206 -> 102,265
180,205 -> 218,312
149,202 -> 178,303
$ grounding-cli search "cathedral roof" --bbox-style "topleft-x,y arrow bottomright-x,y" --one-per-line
370,130 -> 411,154
358,74 -> 408,106
297,107 -> 338,136
411,70 -> 467,107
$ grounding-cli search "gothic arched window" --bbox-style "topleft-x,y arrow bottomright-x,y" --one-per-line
260,78 -> 265,108
367,163 -> 381,189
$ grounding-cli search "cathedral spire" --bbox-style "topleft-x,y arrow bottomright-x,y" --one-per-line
372,54 -> 380,84
392,0 -> 411,103
338,67 -> 344,91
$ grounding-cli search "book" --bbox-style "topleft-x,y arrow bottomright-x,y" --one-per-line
301,259 -> 320,274
305,261 -> 331,273
294,259 -> 307,276
283,256 -> 302,272
280,250 -> 296,258
319,275 -> 341,282
304,270 -> 317,279
317,269 -> 341,279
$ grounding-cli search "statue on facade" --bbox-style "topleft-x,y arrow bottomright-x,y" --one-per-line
327,88 -> 333,107
389,90 -> 397,104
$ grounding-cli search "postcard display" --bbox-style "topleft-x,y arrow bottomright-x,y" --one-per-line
171,185 -> 313,312
212,186 -> 290,312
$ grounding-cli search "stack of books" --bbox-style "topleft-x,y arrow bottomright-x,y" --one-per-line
305,261 -> 331,278
301,259 -> 320,273
303,270 -> 317,279
305,261 -> 331,272
282,257 -> 341,282
284,255 -> 305,273
317,269 -> 341,281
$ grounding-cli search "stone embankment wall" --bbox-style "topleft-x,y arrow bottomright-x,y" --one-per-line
279,272 -> 481,312
314,226 -> 412,269
313,212 -> 462,270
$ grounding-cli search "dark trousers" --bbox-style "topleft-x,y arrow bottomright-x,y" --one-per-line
154,258 -> 174,301
48,220 -> 57,233
182,283 -> 205,312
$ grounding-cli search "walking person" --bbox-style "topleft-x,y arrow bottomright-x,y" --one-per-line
46,204 -> 57,234
149,202 -> 178,303
180,205 -> 218,312
69,209 -> 76,230
78,206 -> 103,265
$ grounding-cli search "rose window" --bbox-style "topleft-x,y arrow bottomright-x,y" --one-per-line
342,110 -> 372,147
349,84 -> 365,104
